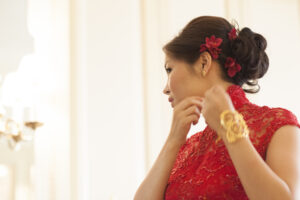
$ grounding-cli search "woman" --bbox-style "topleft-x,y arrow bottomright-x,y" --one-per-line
134,16 -> 300,199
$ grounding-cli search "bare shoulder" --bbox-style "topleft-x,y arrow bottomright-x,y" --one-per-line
266,125 -> 300,197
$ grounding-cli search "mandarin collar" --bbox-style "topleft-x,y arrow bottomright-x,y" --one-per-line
226,85 -> 250,109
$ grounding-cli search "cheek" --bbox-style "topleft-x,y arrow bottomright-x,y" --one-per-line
169,74 -> 178,92
169,73 -> 185,99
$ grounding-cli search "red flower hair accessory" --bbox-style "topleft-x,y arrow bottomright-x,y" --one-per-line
228,28 -> 237,40
200,35 -> 223,59
225,57 -> 241,77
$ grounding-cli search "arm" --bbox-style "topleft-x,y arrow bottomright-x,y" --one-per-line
200,85 -> 300,200
220,125 -> 300,200
133,138 -> 183,200
134,97 -> 203,200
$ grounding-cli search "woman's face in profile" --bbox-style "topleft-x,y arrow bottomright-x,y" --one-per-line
163,54 -> 204,108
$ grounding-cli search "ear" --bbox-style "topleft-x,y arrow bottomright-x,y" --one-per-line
193,52 -> 212,77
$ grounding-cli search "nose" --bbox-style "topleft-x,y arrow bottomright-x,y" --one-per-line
163,84 -> 170,95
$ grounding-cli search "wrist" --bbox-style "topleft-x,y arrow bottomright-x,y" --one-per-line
217,128 -> 227,141
166,135 -> 186,148
223,135 -> 250,148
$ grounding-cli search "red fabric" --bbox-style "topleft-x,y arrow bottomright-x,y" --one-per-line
164,85 -> 300,200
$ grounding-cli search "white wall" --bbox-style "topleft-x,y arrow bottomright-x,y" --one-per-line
71,0 -> 145,199
27,0 -> 71,200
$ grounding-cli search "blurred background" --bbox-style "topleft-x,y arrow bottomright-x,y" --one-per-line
0,0 -> 299,199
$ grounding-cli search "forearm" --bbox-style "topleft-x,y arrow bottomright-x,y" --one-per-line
222,133 -> 292,200
134,138 -> 183,200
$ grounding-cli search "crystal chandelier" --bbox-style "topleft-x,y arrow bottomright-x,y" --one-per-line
0,113 -> 43,151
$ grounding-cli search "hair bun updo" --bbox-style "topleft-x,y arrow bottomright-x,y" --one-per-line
163,16 -> 270,93
230,27 -> 269,92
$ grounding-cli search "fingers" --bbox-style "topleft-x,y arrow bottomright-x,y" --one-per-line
173,99 -> 202,127
175,96 -> 203,112
184,105 -> 201,117
172,96 -> 203,132
183,105 -> 201,126
185,114 -> 199,126
175,98 -> 202,119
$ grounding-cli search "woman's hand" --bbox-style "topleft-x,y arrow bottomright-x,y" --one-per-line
200,85 -> 235,137
168,96 -> 203,144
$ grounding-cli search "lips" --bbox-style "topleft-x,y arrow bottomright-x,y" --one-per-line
168,97 -> 174,107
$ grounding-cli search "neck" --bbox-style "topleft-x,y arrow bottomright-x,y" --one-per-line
205,62 -> 235,92
207,78 -> 234,92
221,81 -> 235,91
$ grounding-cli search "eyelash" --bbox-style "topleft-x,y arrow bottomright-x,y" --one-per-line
166,68 -> 172,73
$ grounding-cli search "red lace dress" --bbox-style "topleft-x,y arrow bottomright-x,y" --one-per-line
164,85 -> 300,200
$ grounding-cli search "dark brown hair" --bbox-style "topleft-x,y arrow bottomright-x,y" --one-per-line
163,16 -> 269,93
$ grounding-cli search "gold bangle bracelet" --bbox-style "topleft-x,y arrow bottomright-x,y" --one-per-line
220,110 -> 249,143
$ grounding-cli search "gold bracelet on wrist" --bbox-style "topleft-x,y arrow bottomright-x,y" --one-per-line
220,110 -> 249,143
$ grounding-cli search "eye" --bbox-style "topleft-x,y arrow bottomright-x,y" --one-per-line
165,67 -> 172,74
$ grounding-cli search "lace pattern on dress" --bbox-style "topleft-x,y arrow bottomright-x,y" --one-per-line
164,85 -> 300,200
